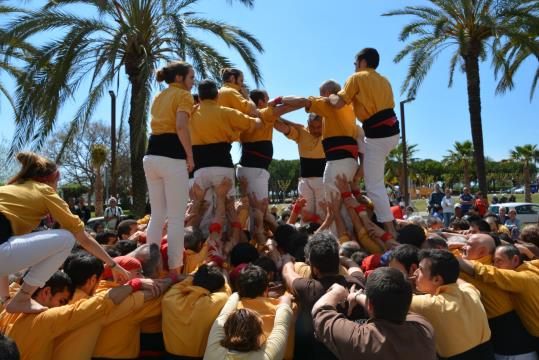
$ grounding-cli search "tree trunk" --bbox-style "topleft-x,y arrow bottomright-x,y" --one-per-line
463,53 -> 488,194
524,161 -> 532,203
95,167 -> 104,217
463,162 -> 470,188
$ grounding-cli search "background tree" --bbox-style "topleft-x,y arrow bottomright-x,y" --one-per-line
384,0 -> 539,195
510,144 -> 539,202
0,137 -> 16,184
386,142 -> 418,192
268,159 -> 300,202
8,0 -> 264,216
90,144 -> 108,217
444,140 -> 474,187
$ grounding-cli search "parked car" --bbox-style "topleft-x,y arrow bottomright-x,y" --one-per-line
86,215 -> 131,232
513,187 -> 525,194
488,202 -> 539,225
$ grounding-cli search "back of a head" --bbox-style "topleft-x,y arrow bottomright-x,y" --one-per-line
198,79 -> 219,100
63,253 -> 104,288
340,241 -> 361,258
33,271 -> 74,299
155,61 -> 192,84
230,242 -> 260,267
221,67 -> 242,83
0,334 -> 19,360
366,267 -> 412,323
115,239 -> 138,256
498,244 -> 523,266
274,224 -> 308,259
117,220 -> 137,239
471,219 -> 491,233
252,256 -> 277,276
96,231 -> 117,245
184,226 -> 204,251
9,152 -> 58,185
397,224 -> 426,248
249,89 -> 266,106
419,249 -> 459,285
193,264 -> 225,293
319,80 -> 341,95
356,47 -> 380,69
450,218 -> 470,230
237,265 -> 269,298
222,308 -> 264,352
520,224 -> 539,247
389,244 -> 419,273
307,232 -> 340,274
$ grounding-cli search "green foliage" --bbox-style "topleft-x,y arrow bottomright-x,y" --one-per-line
60,183 -> 89,200
268,159 -> 300,201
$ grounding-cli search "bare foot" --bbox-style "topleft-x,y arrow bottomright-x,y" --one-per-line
5,297 -> 48,314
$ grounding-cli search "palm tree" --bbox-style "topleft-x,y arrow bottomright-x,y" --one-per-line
444,140 -> 474,187
510,144 -> 539,202
8,0 -> 263,216
91,144 -> 108,217
383,0 -> 539,195
386,142 -> 419,194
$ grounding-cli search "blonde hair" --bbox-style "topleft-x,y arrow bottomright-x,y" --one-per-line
8,152 -> 57,184
156,61 -> 192,84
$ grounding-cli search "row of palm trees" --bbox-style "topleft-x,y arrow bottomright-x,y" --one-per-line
387,141 -> 539,202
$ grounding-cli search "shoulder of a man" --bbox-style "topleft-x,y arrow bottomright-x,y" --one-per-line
292,277 -> 323,303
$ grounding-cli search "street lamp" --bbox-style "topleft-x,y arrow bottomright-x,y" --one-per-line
400,97 -> 415,206
108,90 -> 117,198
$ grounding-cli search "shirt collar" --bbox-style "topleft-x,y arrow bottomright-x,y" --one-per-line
435,282 -> 459,295
223,82 -> 241,91
169,83 -> 188,90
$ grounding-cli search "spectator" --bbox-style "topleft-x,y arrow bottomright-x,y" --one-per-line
505,208 -> 521,230
74,198 -> 91,224
441,188 -> 455,227
428,184 -> 444,215
95,231 -> 117,246
508,195 -> 516,203
491,195 -> 499,205
459,187 -> 474,215
104,197 -> 123,230
397,224 -> 426,248
498,206 -> 508,226
117,220 -> 138,240
450,203 -> 464,223
92,222 -> 105,235
474,191 -> 489,217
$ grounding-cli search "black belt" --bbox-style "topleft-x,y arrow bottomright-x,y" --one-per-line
439,341 -> 495,360
240,140 -> 273,169
0,212 -> 13,245
164,354 -> 202,360
362,108 -> 400,139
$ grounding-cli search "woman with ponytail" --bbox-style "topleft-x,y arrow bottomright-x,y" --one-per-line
0,152 -> 130,313
144,61 -> 195,274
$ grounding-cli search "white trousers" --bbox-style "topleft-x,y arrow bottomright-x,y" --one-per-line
236,166 -> 269,200
194,167 -> 236,234
0,229 -> 75,287
364,134 -> 399,223
298,177 -> 325,222
143,155 -> 188,270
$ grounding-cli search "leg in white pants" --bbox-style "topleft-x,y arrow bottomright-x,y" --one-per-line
236,166 -> 269,200
323,158 -> 358,234
144,155 -> 188,270
364,134 -> 399,223
0,229 -> 75,287
194,167 -> 236,234
298,177 -> 325,223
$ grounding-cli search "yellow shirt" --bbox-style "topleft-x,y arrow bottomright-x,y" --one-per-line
0,292 -> 114,360
238,297 -> 296,360
162,277 -> 229,357
53,290 -> 145,360
0,180 -> 84,235
338,68 -> 395,122
240,106 -> 277,143
458,256 -> 514,319
218,82 -> 253,115
183,242 -> 209,275
190,100 -> 257,145
410,282 -> 491,357
294,262 -> 349,278
286,126 -> 325,159
307,97 -> 357,139
150,83 -> 194,135
473,261 -> 539,336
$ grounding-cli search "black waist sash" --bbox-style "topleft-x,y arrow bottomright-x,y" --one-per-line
439,341 -> 495,360
362,108 -> 400,139
300,157 -> 326,178
164,354 -> 203,360
489,310 -> 537,355
0,212 -> 13,245
240,140 -> 273,169
322,136 -> 358,161
192,142 -> 233,168
146,133 -> 186,159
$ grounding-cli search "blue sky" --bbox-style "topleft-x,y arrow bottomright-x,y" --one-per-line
0,0 -> 537,163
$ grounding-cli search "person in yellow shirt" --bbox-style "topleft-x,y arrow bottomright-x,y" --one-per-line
459,244 -> 539,346
144,61 -> 195,275
274,114 -> 326,222
218,67 -> 258,117
410,249 -> 493,359
328,48 -> 400,238
458,234 -> 538,358
0,152 -> 129,313
190,79 -> 261,233
162,264 -> 229,358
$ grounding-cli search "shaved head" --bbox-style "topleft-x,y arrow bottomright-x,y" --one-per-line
462,234 -> 496,260
319,80 -> 341,96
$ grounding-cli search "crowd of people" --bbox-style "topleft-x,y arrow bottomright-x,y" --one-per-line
0,47 -> 539,360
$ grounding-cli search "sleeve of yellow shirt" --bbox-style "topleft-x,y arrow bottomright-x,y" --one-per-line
285,125 -> 301,144
261,107 -> 278,125
338,74 -> 358,105
307,96 -> 330,118
225,108 -> 257,133
131,297 -> 162,322
263,304 -> 293,360
473,262 -> 528,293
175,91 -> 195,115
104,292 -> 145,324
40,184 -> 84,234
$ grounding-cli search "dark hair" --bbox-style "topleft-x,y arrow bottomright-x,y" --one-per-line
198,79 -> 219,100
92,222 -> 105,233
117,220 -> 137,239
222,308 -> 264,352
252,257 -> 277,275
470,219 -> 491,233
221,68 -> 243,83
340,241 -> 361,258
96,231 -> 117,245
0,333 -> 19,360
115,240 -> 138,256
488,232 -> 502,247
9,152 -> 58,185
351,250 -> 369,266
63,253 -> 104,288
184,226 -> 205,251
450,218 -> 470,230
426,235 -> 448,249
306,232 -> 340,274
249,89 -> 266,106
237,265 -> 269,298
355,48 -> 380,69
33,271 -> 74,299
419,249 -> 459,285
497,244 -> 523,265
389,244 -> 419,273
230,243 -> 260,267
193,264 -> 225,293
366,267 -> 412,323
105,247 -> 121,258
274,224 -> 308,260
156,61 -> 192,84
397,224 -> 426,248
